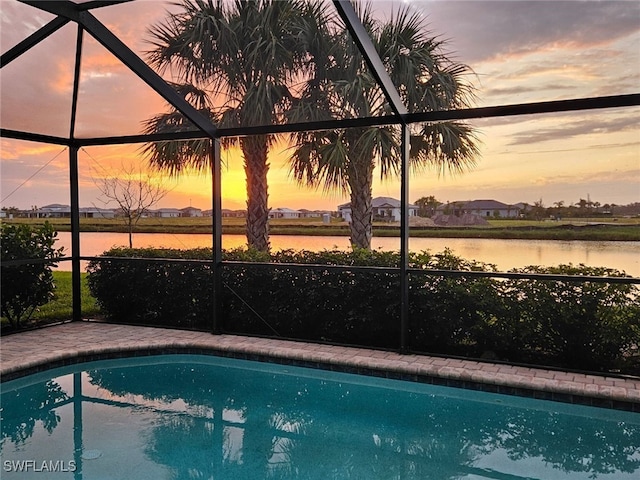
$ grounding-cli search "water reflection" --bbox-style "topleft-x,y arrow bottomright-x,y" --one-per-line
53,232 -> 640,277
1,380 -> 69,447
2,357 -> 639,479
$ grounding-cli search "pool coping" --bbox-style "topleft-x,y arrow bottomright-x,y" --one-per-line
1,321 -> 639,411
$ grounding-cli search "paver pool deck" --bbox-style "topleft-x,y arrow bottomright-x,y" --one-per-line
2,321 -> 639,411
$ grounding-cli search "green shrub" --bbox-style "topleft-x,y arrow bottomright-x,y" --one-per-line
87,247 -> 401,345
480,264 -> 640,372
86,247 -> 214,329
222,248 -> 401,346
86,248 -> 640,374
408,250 -> 500,356
1,222 -> 64,328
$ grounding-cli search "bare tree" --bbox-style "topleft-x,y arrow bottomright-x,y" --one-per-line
95,166 -> 170,248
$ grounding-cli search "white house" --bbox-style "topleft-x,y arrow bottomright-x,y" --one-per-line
269,207 -> 301,219
338,197 -> 418,223
153,208 -> 182,218
32,203 -> 71,218
180,206 -> 203,217
220,209 -> 246,218
21,204 -> 116,218
298,209 -> 322,218
436,199 -> 522,218
79,207 -> 115,219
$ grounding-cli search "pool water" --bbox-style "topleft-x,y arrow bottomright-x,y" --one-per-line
1,355 -> 639,479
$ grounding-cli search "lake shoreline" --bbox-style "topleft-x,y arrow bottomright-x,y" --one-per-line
47,232 -> 640,276
3,218 -> 640,241
46,223 -> 640,242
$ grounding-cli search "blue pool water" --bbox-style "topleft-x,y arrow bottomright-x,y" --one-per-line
1,355 -> 639,480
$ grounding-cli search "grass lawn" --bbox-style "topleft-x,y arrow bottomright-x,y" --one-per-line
37,271 -> 100,320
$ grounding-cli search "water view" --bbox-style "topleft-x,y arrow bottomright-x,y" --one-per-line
53,232 -> 640,277
2,355 -> 639,480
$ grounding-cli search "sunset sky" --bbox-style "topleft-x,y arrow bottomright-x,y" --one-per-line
1,0 -> 638,211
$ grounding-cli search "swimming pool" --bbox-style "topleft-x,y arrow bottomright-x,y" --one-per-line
2,355 -> 639,479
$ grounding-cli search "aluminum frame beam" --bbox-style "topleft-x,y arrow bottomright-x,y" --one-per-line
4,93 -> 638,148
69,146 -> 82,322
69,25 -> 84,139
333,0 -> 408,119
66,25 -> 84,322
211,140 -> 223,334
1,16 -> 70,67
19,1 -> 80,21
85,93 -> 640,145
0,129 -> 72,146
399,124 -> 410,352
32,93 -> 632,148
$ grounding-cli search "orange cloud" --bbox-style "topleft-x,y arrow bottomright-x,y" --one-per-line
50,60 -> 75,95
0,139 -> 66,161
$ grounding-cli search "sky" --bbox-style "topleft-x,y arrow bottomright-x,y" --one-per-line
1,0 -> 639,211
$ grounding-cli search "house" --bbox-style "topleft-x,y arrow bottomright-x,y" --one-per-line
220,209 -> 246,218
338,197 -> 418,223
269,207 -> 301,219
79,207 -> 115,219
180,206 -> 203,217
436,200 -> 522,218
32,204 -> 72,218
512,202 -> 530,215
153,208 -> 182,218
204,209 -> 245,217
298,209 -> 320,218
22,205 -> 115,218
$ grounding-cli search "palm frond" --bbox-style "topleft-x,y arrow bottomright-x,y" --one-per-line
289,130 -> 349,193
410,121 -> 481,177
140,80 -> 218,176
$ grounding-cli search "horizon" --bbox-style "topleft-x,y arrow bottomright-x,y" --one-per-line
5,193 -> 638,214
1,1 -> 639,210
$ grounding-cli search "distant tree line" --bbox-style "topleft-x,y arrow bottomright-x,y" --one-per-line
411,196 -> 640,219
525,199 -> 640,220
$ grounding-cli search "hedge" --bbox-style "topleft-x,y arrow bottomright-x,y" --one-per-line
1,222 -> 65,329
86,247 -> 640,374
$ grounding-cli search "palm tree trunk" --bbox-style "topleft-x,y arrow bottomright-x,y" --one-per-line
241,135 -> 270,251
348,163 -> 374,250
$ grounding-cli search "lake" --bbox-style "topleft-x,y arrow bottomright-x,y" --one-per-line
53,232 -> 640,277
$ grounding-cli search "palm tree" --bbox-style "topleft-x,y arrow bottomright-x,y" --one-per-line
288,4 -> 479,249
143,0 -> 328,251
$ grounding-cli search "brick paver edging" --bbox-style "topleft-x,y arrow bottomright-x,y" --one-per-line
1,322 -> 639,411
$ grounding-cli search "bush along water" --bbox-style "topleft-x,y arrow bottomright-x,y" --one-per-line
86,247 -> 640,375
476,265 -> 640,373
1,222 -> 65,329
